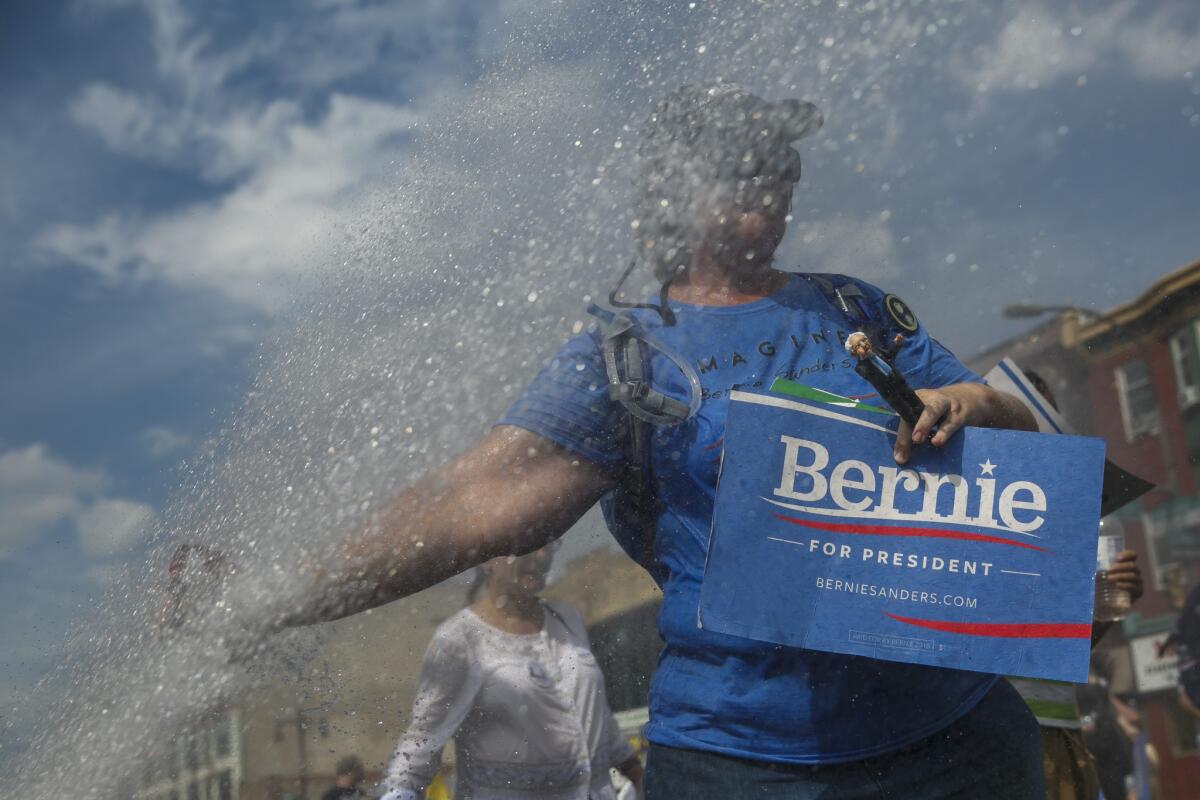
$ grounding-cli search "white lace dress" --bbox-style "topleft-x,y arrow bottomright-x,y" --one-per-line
380,600 -> 635,800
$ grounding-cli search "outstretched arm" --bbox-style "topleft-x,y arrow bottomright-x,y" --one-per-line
281,425 -> 614,627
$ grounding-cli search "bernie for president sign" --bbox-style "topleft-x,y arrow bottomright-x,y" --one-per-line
698,389 -> 1106,682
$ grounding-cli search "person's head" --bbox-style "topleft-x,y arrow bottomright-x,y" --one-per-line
1021,368 -> 1058,411
335,755 -> 365,787
475,541 -> 559,601
633,83 -> 822,282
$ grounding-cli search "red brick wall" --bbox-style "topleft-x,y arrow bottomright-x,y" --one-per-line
1086,340 -> 1180,492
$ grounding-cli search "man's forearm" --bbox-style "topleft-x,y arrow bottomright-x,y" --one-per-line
274,428 -> 609,629
279,476 -> 541,627
947,382 -> 1038,432
274,489 -> 472,628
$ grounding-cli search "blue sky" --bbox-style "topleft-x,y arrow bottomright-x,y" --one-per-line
2,0 -> 1200,767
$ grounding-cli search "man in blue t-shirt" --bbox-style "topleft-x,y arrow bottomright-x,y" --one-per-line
281,84 -> 1040,798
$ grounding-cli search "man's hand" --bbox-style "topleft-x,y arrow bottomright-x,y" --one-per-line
894,383 -> 1037,464
1091,550 -> 1144,648
158,543 -> 231,630
1104,550 -> 1144,604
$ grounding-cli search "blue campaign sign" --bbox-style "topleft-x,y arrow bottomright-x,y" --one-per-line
698,390 -> 1107,682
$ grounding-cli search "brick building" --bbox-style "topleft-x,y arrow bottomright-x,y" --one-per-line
969,258 -> 1200,798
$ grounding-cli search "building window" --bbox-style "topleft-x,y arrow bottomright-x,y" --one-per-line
215,714 -> 232,758
217,770 -> 233,800
1115,358 -> 1160,441
1169,324 -> 1200,409
185,734 -> 200,772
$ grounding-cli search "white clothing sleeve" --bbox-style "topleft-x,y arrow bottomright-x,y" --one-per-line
380,628 -> 481,798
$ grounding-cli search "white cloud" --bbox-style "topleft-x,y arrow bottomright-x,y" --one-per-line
0,445 -> 105,558
0,444 -> 156,561
139,426 -> 193,459
76,499 -> 156,557
68,84 -> 181,164
962,2 -> 1200,93
40,94 -> 421,310
44,0 -> 440,310
1117,7 -> 1200,79
779,215 -> 901,284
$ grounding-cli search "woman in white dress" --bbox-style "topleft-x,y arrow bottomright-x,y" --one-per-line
380,543 -> 644,800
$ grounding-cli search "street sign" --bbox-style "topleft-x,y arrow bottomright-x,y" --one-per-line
1130,634 -> 1181,694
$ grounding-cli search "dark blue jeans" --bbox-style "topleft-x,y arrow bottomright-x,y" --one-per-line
643,679 -> 1044,799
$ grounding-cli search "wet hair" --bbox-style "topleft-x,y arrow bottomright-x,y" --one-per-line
631,83 -> 820,282
1021,368 -> 1059,411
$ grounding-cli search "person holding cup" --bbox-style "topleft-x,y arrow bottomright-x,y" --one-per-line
1005,370 -> 1144,800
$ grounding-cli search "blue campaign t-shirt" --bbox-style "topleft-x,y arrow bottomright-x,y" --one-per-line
498,272 -> 996,764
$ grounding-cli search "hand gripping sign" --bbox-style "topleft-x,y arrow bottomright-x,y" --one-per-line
698,390 -> 1106,682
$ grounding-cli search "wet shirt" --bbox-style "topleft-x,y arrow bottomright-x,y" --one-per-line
498,272 -> 997,764
380,600 -> 634,800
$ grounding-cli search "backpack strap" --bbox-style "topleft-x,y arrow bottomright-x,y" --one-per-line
587,304 -> 696,574
594,305 -> 695,424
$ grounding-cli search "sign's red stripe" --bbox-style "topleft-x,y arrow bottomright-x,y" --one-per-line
885,613 -> 1091,639
772,514 -> 1047,552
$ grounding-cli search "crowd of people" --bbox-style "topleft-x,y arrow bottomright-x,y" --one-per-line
189,82 -> 1198,799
